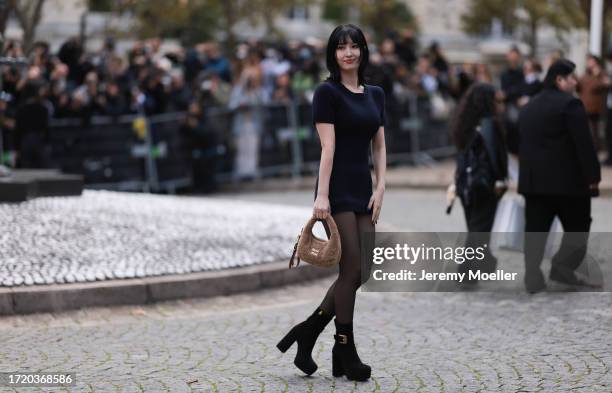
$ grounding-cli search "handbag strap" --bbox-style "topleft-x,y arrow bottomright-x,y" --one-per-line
289,232 -> 301,268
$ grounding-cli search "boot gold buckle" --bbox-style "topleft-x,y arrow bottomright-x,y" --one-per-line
337,334 -> 348,344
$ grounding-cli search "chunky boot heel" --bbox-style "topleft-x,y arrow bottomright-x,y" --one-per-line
332,353 -> 344,377
276,326 -> 298,353
276,308 -> 333,375
294,355 -> 317,375
332,319 -> 371,382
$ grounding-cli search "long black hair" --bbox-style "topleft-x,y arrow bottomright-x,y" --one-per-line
325,24 -> 369,86
451,83 -> 499,150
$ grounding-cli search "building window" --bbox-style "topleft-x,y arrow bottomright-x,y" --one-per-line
287,5 -> 309,20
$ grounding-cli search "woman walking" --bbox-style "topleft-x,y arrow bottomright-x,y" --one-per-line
276,24 -> 386,382
453,83 -> 508,282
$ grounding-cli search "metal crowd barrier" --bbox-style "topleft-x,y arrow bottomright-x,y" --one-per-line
40,92 -> 454,192
207,93 -> 455,183
48,112 -> 193,193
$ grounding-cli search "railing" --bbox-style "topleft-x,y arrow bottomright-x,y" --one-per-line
48,112 -> 193,193
205,93 -> 455,184
33,92 -> 455,192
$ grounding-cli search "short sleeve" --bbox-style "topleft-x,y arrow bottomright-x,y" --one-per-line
312,83 -> 336,124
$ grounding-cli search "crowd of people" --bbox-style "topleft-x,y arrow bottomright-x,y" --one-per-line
495,47 -> 612,167
2,32 -> 612,169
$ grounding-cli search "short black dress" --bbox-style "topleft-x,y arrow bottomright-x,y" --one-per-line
312,80 -> 386,214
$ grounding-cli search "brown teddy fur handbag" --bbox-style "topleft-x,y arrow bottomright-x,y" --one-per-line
289,215 -> 341,268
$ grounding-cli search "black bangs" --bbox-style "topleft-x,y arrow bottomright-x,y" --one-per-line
325,24 -> 370,86
337,29 -> 361,46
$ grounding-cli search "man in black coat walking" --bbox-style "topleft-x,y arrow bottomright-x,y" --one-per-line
518,59 -> 601,293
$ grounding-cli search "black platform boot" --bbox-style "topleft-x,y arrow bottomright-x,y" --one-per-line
276,307 -> 333,375
332,320 -> 371,381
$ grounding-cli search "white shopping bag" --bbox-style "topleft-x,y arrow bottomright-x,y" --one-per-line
491,194 -> 525,251
491,193 -> 562,258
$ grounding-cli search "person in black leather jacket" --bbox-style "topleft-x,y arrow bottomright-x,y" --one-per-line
452,83 -> 508,283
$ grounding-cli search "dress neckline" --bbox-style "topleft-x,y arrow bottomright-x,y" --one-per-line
337,81 -> 367,96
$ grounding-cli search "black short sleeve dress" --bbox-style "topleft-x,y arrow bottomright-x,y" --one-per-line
312,80 -> 386,215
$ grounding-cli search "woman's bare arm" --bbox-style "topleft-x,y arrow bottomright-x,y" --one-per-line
371,125 -> 386,190
314,122 -> 335,219
369,125 -> 387,224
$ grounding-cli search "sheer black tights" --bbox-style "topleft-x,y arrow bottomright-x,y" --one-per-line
317,212 -> 374,324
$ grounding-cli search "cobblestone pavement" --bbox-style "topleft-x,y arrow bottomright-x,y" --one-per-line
0,190 -> 319,288
0,276 -> 610,392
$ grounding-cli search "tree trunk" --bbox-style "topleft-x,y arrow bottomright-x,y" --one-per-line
262,7 -> 279,39
22,25 -> 34,52
220,0 -> 237,58
14,0 -> 45,53
0,0 -> 14,38
580,0 -> 591,25
528,16 -> 538,57
603,1 -> 610,56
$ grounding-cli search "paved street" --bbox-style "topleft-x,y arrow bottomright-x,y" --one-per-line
0,273 -> 610,392
213,188 -> 612,232
0,188 -> 610,392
